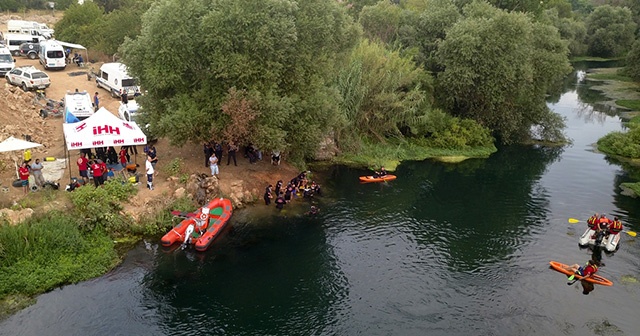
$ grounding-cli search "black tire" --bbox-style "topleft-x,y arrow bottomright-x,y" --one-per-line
12,179 -> 23,188
111,90 -> 117,98
28,52 -> 37,60
12,50 -> 20,56
40,109 -> 48,118
21,83 -> 28,92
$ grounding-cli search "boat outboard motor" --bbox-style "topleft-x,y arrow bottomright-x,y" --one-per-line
181,224 -> 195,249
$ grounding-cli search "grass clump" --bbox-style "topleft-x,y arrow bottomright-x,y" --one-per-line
597,126 -> 640,159
0,211 -> 118,318
616,100 -> 640,111
588,72 -> 634,82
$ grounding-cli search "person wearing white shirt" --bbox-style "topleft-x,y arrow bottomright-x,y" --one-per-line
146,155 -> 154,190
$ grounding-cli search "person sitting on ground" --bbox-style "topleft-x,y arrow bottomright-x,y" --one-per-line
587,213 -> 599,230
608,217 -> 623,235
372,167 -> 388,178
271,150 -> 281,165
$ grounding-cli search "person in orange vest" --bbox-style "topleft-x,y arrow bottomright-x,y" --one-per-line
586,213 -> 599,230
597,214 -> 612,231
608,217 -> 623,235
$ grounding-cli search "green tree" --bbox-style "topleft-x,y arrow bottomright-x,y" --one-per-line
53,2 -> 104,45
626,39 -> 640,81
121,0 -> 359,162
336,39 -> 432,145
415,0 -> 460,70
586,5 -> 636,57
0,0 -> 21,11
541,8 -> 587,56
436,1 -> 571,143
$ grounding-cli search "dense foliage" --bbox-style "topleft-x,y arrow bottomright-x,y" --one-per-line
597,124 -> 640,158
437,2 -> 571,143
627,40 -> 640,82
0,212 -> 117,298
585,5 -> 637,57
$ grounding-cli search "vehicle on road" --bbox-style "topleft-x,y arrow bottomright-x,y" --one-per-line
39,40 -> 66,70
19,42 -> 40,59
95,62 -> 141,98
118,100 -> 156,141
0,47 -> 16,76
5,66 -> 50,91
64,91 -> 94,122
4,33 -> 44,56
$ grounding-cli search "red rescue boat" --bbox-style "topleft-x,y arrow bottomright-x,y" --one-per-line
161,198 -> 233,252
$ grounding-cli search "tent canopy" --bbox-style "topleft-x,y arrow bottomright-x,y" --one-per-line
56,41 -> 86,50
62,108 -> 147,150
0,136 -> 42,153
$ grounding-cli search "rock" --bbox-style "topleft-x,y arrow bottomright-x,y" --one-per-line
314,132 -> 339,160
174,187 -> 186,198
0,208 -> 35,225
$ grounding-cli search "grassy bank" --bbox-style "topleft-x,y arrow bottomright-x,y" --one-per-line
332,139 -> 496,171
0,181 -> 196,319
616,100 -> 640,111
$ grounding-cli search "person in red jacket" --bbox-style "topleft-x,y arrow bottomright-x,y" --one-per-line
586,213 -> 598,230
18,161 -> 30,195
608,217 -> 623,235
568,259 -> 599,279
90,160 -> 103,187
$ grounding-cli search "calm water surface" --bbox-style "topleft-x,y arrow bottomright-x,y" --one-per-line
2,69 -> 640,336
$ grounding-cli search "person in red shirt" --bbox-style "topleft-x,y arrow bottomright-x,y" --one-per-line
568,259 -> 599,282
586,213 -> 598,230
119,147 -> 128,166
77,153 -> 89,185
608,217 -> 623,235
90,160 -> 103,187
18,162 -> 30,195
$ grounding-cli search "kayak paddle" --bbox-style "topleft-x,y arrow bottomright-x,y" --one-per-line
567,218 -> 636,236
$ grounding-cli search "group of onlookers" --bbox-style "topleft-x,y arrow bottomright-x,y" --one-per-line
17,158 -> 45,195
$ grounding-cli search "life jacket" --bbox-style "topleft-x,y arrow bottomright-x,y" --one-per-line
587,215 -> 597,228
579,263 -> 598,276
609,220 -> 622,234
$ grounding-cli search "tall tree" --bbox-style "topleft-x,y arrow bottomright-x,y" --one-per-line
53,2 -> 104,45
436,1 -> 570,143
585,5 -> 637,57
626,39 -> 640,81
121,0 -> 359,161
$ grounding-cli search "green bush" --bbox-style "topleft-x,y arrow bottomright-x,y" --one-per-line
0,212 -> 117,298
420,109 -> 495,149
597,126 -> 640,158
69,180 -> 136,232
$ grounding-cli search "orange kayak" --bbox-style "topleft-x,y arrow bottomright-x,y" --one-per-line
549,261 -> 613,286
359,174 -> 397,183
161,198 -> 233,251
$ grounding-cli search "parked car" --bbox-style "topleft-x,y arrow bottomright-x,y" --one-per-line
5,66 -> 50,91
18,42 -> 40,59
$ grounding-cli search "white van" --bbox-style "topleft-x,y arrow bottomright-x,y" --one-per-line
96,62 -> 141,98
0,47 -> 16,76
7,20 -> 54,38
39,40 -> 66,70
5,33 -> 43,56
64,91 -> 94,122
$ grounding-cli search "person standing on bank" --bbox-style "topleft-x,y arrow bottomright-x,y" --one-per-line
203,142 -> 213,168
146,155 -> 154,190
93,92 -> 100,112
18,162 -> 30,195
227,142 -> 238,166
209,152 -> 219,179
31,158 -> 45,188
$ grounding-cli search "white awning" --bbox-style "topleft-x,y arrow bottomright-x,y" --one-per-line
63,108 -> 147,149
56,41 -> 86,50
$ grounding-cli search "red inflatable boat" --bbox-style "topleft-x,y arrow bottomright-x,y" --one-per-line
161,198 -> 233,251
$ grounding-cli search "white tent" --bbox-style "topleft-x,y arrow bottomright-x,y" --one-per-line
0,136 -> 42,178
63,108 -> 147,149
0,136 -> 42,152
55,40 -> 88,63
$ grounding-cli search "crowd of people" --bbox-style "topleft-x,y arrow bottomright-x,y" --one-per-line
263,171 -> 322,215
71,143 -> 159,190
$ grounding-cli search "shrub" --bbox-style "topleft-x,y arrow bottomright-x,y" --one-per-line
597,126 -> 640,158
69,180 -> 136,232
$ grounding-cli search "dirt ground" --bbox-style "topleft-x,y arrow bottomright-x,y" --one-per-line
0,13 -> 301,211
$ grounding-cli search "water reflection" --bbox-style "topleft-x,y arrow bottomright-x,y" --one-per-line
141,215 -> 348,335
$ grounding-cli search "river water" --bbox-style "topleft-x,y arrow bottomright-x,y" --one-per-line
2,66 -> 639,335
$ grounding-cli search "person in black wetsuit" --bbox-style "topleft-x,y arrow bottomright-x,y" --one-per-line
264,185 -> 273,205
372,167 -> 388,178
275,195 -> 286,209
275,180 -> 283,196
